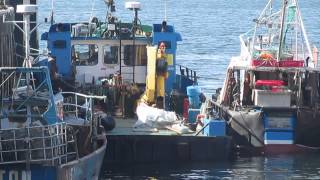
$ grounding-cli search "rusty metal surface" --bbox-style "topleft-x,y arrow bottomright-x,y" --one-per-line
58,135 -> 107,180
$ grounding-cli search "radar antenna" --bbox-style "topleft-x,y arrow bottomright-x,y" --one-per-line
103,0 -> 117,38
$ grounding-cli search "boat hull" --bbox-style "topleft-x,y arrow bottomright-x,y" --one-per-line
58,136 -> 107,180
224,108 -> 320,155
105,134 -> 231,164
263,144 -> 320,155
0,137 -> 107,180
295,109 -> 320,147
0,165 -> 56,180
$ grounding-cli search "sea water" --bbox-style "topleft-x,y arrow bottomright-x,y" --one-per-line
38,0 -> 320,179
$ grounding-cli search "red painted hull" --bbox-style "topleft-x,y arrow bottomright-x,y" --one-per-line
262,144 -> 320,155
235,144 -> 320,156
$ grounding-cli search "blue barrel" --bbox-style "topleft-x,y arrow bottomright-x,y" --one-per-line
187,85 -> 201,108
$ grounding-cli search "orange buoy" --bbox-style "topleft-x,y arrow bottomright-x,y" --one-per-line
259,52 -> 274,61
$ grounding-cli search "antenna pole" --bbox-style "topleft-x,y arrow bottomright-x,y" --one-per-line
277,0 -> 288,62
51,0 -> 54,24
164,0 -> 167,21
22,6 -> 37,98
125,2 -> 141,83
132,8 -> 139,83
24,15 -> 30,68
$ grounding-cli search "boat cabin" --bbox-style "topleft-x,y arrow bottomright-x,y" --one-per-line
40,22 -> 187,93
41,23 -> 151,85
39,18 -> 198,115
220,66 -> 320,108
218,0 -> 320,110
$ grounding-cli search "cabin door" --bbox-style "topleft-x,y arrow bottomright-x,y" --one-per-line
120,44 -> 147,84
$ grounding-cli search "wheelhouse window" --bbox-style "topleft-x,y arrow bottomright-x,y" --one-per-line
72,44 -> 98,66
104,45 -> 119,64
123,45 -> 147,66
53,40 -> 66,49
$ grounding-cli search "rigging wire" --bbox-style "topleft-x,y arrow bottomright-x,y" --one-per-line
50,0 -> 55,24
164,0 -> 167,21
51,0 -> 54,15
90,0 -> 96,22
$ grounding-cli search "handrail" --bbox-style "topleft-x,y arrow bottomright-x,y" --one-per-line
176,64 -> 197,82
60,92 -> 106,100
0,66 -> 49,72
60,92 -> 106,123
239,34 -> 251,60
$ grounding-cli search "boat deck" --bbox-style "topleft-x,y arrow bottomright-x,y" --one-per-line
104,117 -> 232,164
106,117 -> 198,136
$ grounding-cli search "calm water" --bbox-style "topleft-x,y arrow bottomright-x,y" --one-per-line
38,0 -> 320,179
102,154 -> 320,179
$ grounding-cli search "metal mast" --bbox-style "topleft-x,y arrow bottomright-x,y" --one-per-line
125,1 -> 141,83
277,0 -> 288,62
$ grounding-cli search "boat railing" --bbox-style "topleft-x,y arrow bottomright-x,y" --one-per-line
239,34 -> 251,61
61,92 -> 106,123
0,123 -> 77,165
176,64 -> 197,83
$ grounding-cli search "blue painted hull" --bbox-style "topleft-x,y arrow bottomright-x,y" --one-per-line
0,165 -> 56,180
58,138 -> 107,180
0,138 -> 107,180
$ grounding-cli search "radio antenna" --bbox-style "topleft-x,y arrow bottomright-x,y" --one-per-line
164,0 -> 167,21
50,0 -> 54,24
90,0 -> 96,21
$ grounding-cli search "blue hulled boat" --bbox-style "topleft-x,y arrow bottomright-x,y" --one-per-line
39,0 -> 231,163
209,0 -> 320,154
40,0 -> 196,108
0,4 -> 107,180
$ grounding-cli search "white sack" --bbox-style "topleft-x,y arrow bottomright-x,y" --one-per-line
134,103 -> 177,128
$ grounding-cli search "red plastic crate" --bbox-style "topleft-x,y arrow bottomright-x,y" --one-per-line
252,60 -> 278,67
278,60 -> 304,67
255,80 -> 287,87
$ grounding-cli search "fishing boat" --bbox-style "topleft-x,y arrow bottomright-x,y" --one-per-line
0,3 -> 107,180
41,0 -> 231,163
208,0 -> 320,154
41,0 -> 198,124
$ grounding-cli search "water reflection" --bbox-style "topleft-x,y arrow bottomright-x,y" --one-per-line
103,154 -> 320,179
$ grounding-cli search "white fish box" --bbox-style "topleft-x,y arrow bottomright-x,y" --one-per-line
16,5 -> 38,14
72,24 -> 89,37
254,89 -> 291,107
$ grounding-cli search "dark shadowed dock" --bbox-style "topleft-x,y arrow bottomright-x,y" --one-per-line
104,118 -> 231,164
